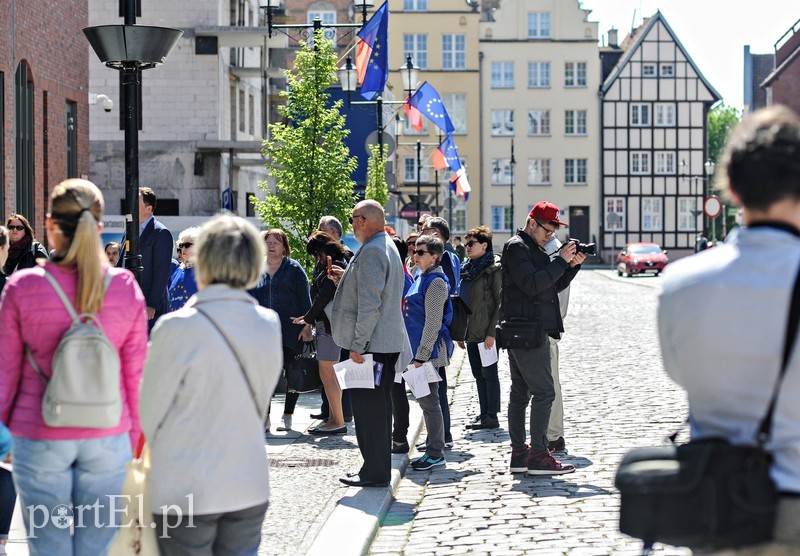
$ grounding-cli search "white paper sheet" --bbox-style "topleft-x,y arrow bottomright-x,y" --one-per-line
334,354 -> 375,390
478,342 -> 499,366
401,364 -> 431,398
0,461 -> 12,472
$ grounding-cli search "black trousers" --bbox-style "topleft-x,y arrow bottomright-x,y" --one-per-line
349,351 -> 399,483
391,379 -> 410,443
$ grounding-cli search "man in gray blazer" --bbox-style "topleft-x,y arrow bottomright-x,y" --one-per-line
331,200 -> 405,487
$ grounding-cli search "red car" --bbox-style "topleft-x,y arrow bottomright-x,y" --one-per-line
616,242 -> 669,277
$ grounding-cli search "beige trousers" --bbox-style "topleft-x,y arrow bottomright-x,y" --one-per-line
547,337 -> 563,440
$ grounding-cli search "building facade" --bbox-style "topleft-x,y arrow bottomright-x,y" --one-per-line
1,0 -> 90,240
600,12 -> 720,261
480,0 -> 600,247
88,0 -> 274,218
761,19 -> 800,115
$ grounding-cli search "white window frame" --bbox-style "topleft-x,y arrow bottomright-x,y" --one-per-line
660,64 -> 674,77
491,158 -> 513,185
642,197 -> 663,231
403,34 -> 428,70
677,197 -> 696,231
630,103 -> 650,126
528,158 -> 551,185
528,62 -> 550,88
643,64 -> 656,77
565,159 -> 587,184
565,109 -> 587,136
630,151 -> 651,175
442,93 -> 467,134
403,0 -> 427,10
605,197 -> 626,230
527,109 -> 550,136
528,12 -> 550,39
491,206 -> 513,232
655,103 -> 676,126
491,110 -> 514,136
565,62 -> 587,87
655,152 -> 676,174
491,62 -> 514,88
307,10 -> 335,44
403,157 -> 429,183
442,34 -> 466,70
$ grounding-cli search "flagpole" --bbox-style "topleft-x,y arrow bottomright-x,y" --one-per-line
510,138 -> 515,239
416,140 -> 422,219
434,130 -> 442,216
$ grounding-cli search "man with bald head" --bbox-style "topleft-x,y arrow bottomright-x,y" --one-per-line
330,200 -> 406,487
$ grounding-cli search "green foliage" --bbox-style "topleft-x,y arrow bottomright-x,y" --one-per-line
365,143 -> 389,207
707,104 -> 741,163
252,31 -> 358,272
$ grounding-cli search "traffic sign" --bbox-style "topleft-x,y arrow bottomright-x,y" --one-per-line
704,196 -> 722,218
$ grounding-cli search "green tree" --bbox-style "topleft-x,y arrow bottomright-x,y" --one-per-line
707,104 -> 741,163
252,32 -> 358,272
364,143 -> 389,207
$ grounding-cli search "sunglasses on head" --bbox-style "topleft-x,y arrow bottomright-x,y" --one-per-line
7,225 -> 25,231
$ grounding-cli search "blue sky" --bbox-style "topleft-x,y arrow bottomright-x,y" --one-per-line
580,0 -> 800,110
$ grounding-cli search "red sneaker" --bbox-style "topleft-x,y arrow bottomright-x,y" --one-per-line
509,446 -> 529,473
526,450 -> 576,476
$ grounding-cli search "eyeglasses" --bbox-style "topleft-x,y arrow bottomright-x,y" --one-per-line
465,240 -> 479,248
537,221 -> 558,237
349,214 -> 366,224
7,225 -> 25,231
177,242 -> 193,249
412,249 -> 430,256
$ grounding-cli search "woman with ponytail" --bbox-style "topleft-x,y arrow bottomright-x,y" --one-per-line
0,179 -> 148,555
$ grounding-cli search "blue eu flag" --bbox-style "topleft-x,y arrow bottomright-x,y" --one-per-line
357,2 -> 389,101
408,82 -> 455,134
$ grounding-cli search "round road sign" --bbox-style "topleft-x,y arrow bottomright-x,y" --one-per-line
704,196 -> 722,218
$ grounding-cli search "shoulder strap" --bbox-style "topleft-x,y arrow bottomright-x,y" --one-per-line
26,268 -> 113,385
757,260 -> 800,444
195,307 -> 263,420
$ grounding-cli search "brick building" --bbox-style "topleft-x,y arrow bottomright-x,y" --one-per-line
1,0 -> 89,241
761,19 -> 800,115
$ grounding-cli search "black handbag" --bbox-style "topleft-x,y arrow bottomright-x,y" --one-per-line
286,342 -> 322,393
615,262 -> 800,551
495,318 -> 543,349
449,296 -> 472,342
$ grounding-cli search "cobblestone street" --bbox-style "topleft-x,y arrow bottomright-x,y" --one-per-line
370,269 -> 691,555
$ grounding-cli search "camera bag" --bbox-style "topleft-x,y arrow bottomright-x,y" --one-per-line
615,261 -> 800,550
495,319 -> 543,349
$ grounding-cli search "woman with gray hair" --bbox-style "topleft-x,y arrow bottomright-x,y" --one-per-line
168,226 -> 200,311
140,214 -> 283,555
403,235 -> 454,472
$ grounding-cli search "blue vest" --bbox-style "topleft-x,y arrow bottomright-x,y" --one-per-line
403,270 -> 453,361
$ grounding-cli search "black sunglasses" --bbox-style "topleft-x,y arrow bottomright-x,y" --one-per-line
465,240 -> 480,247
7,225 -> 25,231
412,249 -> 430,256
349,215 -> 366,224
178,242 -> 194,249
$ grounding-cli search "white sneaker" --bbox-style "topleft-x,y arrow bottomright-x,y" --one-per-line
277,415 -> 293,431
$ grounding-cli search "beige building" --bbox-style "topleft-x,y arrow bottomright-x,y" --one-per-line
480,0 -> 600,247
386,0 -> 481,235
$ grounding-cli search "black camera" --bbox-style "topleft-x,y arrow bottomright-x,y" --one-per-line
567,238 -> 596,255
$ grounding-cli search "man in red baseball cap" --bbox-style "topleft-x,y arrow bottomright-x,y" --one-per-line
497,200 -> 585,476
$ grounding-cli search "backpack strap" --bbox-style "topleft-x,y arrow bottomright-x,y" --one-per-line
26,267 -> 113,385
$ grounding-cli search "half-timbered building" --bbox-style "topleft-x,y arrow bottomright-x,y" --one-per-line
599,12 -> 720,261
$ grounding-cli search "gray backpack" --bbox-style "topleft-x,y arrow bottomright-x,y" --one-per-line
26,268 -> 121,428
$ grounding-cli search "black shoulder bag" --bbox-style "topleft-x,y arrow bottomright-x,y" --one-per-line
615,263 -> 800,551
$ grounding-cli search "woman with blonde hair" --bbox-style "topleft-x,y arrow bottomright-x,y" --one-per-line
0,179 -> 148,555
168,226 -> 201,311
141,214 -> 283,554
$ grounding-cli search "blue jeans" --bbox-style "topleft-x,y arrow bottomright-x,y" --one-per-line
12,434 -> 131,556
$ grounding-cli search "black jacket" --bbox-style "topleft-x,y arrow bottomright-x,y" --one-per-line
305,257 -> 348,330
2,241 -> 49,275
500,230 -> 579,339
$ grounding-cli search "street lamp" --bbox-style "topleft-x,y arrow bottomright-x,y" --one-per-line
83,4 -> 182,284
704,159 -> 717,239
260,0 -> 374,38
339,55 -> 420,209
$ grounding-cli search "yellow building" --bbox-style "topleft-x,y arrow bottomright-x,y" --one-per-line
480,0 -> 600,248
386,0 -> 481,235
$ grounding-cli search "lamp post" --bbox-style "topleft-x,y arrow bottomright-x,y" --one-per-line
704,159 -> 716,240
338,54 -> 420,201
509,139 -> 515,237
84,2 -> 182,284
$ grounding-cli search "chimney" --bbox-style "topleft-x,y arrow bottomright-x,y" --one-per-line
608,27 -> 619,48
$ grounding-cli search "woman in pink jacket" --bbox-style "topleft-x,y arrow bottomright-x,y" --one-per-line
0,179 -> 147,556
